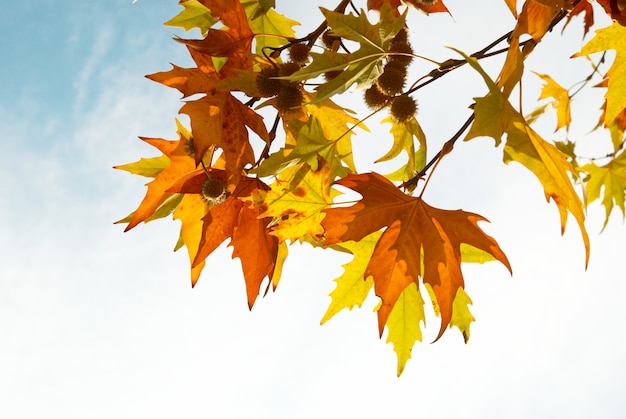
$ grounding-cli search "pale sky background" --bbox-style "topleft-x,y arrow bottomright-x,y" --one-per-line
2,1 -> 626,418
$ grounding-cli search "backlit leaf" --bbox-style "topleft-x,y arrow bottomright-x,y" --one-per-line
322,172 -> 511,340
165,0 -> 217,36
579,150 -> 626,230
577,22 -> 626,125
385,282 -> 425,377
320,230 -> 381,324
462,50 -> 590,266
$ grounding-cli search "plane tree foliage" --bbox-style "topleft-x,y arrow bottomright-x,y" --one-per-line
116,0 -> 626,375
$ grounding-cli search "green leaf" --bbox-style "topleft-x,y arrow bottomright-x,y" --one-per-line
287,4 -> 406,104
114,155 -> 170,178
242,0 -> 299,54
320,230 -> 382,324
252,106 -> 361,180
165,0 -> 217,36
579,150 -> 626,229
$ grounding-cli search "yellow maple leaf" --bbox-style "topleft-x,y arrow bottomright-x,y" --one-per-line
320,231 -> 381,325
533,72 -> 572,132
577,22 -> 626,125
253,161 -> 335,243
462,50 -> 590,266
385,282 -> 425,377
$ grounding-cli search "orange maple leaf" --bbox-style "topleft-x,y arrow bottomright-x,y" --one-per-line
148,47 -> 269,186
118,134 -> 196,232
168,169 -> 278,307
322,173 -> 511,339
178,0 -> 255,73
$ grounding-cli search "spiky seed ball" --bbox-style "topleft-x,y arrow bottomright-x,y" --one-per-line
289,43 -> 310,65
390,95 -> 417,123
364,85 -> 391,109
389,41 -> 414,66
377,65 -> 406,95
391,27 -> 408,45
278,61 -> 302,88
279,61 -> 301,77
322,29 -> 341,51
256,66 -> 281,97
276,86 -> 304,112
201,177 -> 228,205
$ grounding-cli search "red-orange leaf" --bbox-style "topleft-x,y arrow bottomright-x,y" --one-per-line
120,134 -> 196,232
146,46 -> 219,98
597,0 -> 626,26
168,170 -> 278,307
149,46 -> 268,186
322,173 -> 511,339
180,0 -> 254,70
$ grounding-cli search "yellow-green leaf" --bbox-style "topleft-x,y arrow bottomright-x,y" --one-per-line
113,155 -> 170,178
376,116 -> 427,181
461,50 -> 590,266
577,22 -> 626,125
385,283 -> 425,377
449,287 -> 475,343
252,162 -> 335,242
533,72 -> 571,132
579,150 -> 626,229
165,0 -> 217,36
320,230 -> 381,324
242,0 -> 299,54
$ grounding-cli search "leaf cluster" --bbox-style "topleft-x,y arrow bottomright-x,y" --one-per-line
117,0 -> 626,375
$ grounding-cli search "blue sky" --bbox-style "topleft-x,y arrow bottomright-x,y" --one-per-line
2,1 -> 626,418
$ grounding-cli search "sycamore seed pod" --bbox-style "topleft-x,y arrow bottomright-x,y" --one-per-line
390,94 -> 418,123
201,177 -> 228,205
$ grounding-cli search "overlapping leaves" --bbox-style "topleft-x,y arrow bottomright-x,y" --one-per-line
116,0 -> 622,376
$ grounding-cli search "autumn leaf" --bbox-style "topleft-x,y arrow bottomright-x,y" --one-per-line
577,22 -> 626,126
462,50 -> 590,266
167,169 -> 279,306
241,0 -> 299,54
385,282 -> 425,377
173,193 -> 208,286
148,46 -> 269,185
165,0 -> 217,36
449,286 -> 475,343
117,121 -> 196,232
496,0 -> 568,97
320,230 -> 381,324
322,172 -> 511,339
181,0 -> 255,59
366,0 -> 450,15
596,0 -> 626,25
289,3 -> 406,104
533,72 -> 572,132
579,149 -> 626,230
376,116 -> 427,182
114,154 -> 170,178
252,161 -> 335,243
252,114 -> 355,180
